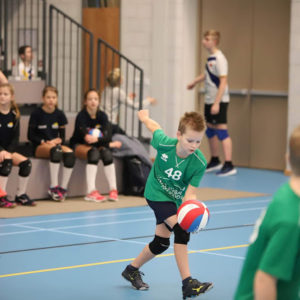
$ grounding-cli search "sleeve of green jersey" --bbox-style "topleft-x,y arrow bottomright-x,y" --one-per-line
151,129 -> 167,149
259,222 -> 299,281
189,166 -> 206,188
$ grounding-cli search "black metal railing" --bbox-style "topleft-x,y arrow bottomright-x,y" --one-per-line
48,4 -> 93,113
0,0 -> 46,79
0,1 -> 145,139
96,38 -> 144,139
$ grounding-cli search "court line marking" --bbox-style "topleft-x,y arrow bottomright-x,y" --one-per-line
0,224 -> 254,255
0,197 -> 270,228
0,244 -> 248,278
0,206 -> 266,237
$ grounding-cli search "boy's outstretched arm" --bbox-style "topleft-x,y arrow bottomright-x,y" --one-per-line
138,109 -> 161,133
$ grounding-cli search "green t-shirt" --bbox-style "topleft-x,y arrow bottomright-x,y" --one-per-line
144,129 -> 207,208
235,182 -> 300,300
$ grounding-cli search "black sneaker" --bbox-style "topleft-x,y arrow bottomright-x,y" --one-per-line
206,159 -> 222,173
216,164 -> 237,177
122,266 -> 149,290
15,194 -> 36,206
182,278 -> 213,299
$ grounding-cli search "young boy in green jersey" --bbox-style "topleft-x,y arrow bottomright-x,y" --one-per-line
122,109 -> 213,299
235,125 -> 300,300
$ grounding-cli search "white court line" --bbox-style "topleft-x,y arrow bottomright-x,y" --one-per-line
207,198 -> 270,207
7,223 -> 157,248
0,197 -> 270,228
4,224 -> 244,261
195,251 -> 245,260
0,206 -> 266,237
211,206 -> 266,215
0,229 -> 44,236
0,210 -> 152,228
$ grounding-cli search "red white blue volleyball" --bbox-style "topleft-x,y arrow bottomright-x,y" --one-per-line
177,200 -> 210,233
88,128 -> 103,138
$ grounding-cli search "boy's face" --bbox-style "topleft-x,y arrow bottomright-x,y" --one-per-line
202,35 -> 216,50
177,128 -> 205,156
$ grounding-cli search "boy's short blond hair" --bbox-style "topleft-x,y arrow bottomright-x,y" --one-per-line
204,30 -> 220,45
178,112 -> 206,134
289,125 -> 300,176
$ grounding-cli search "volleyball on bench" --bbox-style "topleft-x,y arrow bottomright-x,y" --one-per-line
177,200 -> 210,233
88,128 -> 103,138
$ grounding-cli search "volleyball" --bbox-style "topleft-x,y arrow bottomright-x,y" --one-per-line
177,200 -> 210,233
88,128 -> 102,138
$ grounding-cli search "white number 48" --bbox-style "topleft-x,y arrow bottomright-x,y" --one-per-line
164,168 -> 182,180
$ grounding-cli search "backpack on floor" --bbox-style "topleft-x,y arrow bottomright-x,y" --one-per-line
123,156 -> 151,196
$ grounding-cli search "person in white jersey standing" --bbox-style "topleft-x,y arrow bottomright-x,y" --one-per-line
187,30 -> 236,176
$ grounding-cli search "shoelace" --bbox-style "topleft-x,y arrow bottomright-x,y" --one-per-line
132,270 -> 145,280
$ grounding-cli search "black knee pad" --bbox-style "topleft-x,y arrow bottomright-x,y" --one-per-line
149,235 -> 170,255
173,223 -> 190,245
63,152 -> 75,168
0,159 -> 13,176
18,159 -> 32,177
50,145 -> 63,163
87,147 -> 100,165
99,148 -> 113,166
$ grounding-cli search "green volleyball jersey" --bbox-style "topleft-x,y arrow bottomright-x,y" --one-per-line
144,129 -> 207,208
235,182 -> 300,300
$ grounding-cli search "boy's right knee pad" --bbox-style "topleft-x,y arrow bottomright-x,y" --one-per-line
206,127 -> 216,139
173,223 -> 190,245
87,147 -> 100,165
149,235 -> 170,255
216,129 -> 229,141
0,159 -> 13,176
50,146 -> 63,163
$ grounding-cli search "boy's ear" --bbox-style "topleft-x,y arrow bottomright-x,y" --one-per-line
176,130 -> 182,139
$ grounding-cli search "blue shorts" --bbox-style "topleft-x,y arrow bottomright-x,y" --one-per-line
146,199 -> 177,227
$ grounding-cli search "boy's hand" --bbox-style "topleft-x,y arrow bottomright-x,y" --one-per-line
187,82 -> 195,90
138,110 -> 149,122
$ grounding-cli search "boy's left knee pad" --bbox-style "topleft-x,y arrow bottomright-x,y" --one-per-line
18,159 -> 32,177
206,127 -> 216,139
173,223 -> 190,245
216,129 -> 229,141
63,152 -> 75,168
100,148 -> 113,166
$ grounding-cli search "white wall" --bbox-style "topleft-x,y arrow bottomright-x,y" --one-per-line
288,0 -> 300,159
121,0 -> 199,146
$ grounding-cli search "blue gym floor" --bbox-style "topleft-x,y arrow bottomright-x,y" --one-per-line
0,167 -> 288,300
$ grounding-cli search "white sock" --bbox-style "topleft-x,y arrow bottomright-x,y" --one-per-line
86,164 -> 98,194
104,163 -> 117,191
60,167 -> 73,190
0,176 -> 8,191
49,162 -> 60,187
17,176 -> 29,196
